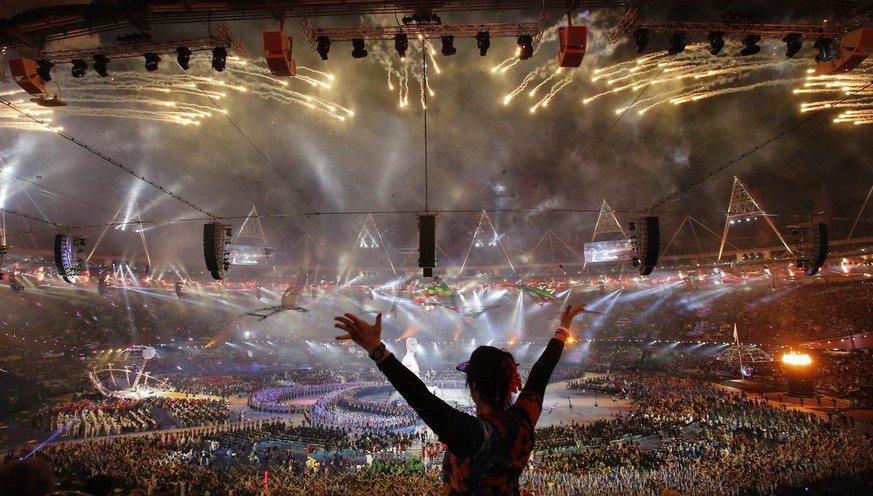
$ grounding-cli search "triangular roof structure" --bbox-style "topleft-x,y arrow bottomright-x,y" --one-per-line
592,199 -> 626,240
232,205 -> 268,246
338,213 -> 397,283
525,230 -> 584,267
662,215 -> 739,259
459,211 -> 516,275
718,177 -> 792,261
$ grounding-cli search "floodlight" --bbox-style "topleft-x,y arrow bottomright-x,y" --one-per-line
517,34 -> 533,60
144,52 -> 161,72
394,33 -> 408,59
71,59 -> 88,78
351,38 -> 368,58
633,29 -> 649,53
814,37 -> 837,62
783,33 -> 803,57
93,54 -> 110,77
36,60 -> 54,81
707,31 -> 725,55
176,47 -> 192,70
212,47 -> 228,72
441,35 -> 456,56
668,32 -> 686,54
740,34 -> 761,56
316,36 -> 331,60
475,31 -> 490,56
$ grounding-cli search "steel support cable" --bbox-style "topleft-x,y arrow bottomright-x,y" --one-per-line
0,97 -> 219,219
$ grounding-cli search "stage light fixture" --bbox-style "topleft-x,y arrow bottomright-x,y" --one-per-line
517,34 -> 533,60
633,28 -> 649,53
144,52 -> 161,72
351,38 -> 368,59
441,35 -> 456,56
93,54 -> 110,77
394,32 -> 408,59
175,47 -> 192,70
813,37 -> 837,62
36,60 -> 54,81
667,32 -> 686,55
316,36 -> 331,60
431,13 -> 442,24
707,31 -> 725,55
475,31 -> 491,56
740,34 -> 761,56
783,33 -> 803,58
212,47 -> 228,72
71,59 -> 88,78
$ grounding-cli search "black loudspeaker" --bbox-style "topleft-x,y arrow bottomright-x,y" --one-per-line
203,223 -> 228,280
806,223 -> 828,276
633,216 -> 660,275
54,234 -> 83,283
54,234 -> 70,275
417,214 -> 436,277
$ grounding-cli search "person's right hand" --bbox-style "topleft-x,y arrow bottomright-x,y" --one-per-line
560,303 -> 587,329
334,313 -> 383,354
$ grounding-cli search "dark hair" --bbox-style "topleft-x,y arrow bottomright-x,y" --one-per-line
0,457 -> 56,496
464,346 -> 519,409
83,474 -> 115,496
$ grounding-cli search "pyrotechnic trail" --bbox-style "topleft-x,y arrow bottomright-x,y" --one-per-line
297,65 -> 336,82
503,72 -> 538,105
530,77 -> 573,113
792,68 -> 873,125
582,45 -> 810,115
2,60 -> 351,130
401,59 -> 410,108
529,74 -> 556,97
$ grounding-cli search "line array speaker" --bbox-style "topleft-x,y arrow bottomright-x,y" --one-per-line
417,213 -> 436,277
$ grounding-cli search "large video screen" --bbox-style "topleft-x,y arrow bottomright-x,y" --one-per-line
226,244 -> 274,265
583,239 -> 633,263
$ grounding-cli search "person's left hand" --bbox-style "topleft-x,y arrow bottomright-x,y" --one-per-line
334,313 -> 383,354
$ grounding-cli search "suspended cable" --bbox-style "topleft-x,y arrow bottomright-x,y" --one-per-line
190,81 -> 319,213
571,53 -> 677,172
0,166 -> 118,216
0,97 -> 218,219
1,206 -> 67,229
422,37 -> 430,212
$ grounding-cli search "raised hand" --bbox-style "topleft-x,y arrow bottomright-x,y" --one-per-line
334,312 -> 383,354
560,303 -> 588,329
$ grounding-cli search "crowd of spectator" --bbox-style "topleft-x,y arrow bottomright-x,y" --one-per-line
3,374 -> 871,495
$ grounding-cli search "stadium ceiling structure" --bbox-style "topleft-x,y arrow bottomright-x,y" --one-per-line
2,0 -> 872,51
0,0 -> 871,281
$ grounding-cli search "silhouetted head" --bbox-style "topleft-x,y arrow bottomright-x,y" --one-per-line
457,346 -> 521,410
0,457 -> 55,496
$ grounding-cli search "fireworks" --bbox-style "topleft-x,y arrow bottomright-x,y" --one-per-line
0,58 -> 352,132
794,70 -> 873,125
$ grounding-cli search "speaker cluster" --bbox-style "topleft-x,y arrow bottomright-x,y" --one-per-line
789,223 -> 829,276
54,234 -> 86,283
203,222 -> 233,280
629,216 -> 660,276
417,213 -> 437,277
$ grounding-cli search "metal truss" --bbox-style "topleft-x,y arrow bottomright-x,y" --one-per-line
301,11 -> 549,52
14,23 -> 245,63
616,19 -> 841,41
3,1 -> 868,51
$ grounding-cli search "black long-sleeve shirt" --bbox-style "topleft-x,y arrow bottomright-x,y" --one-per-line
377,337 -> 565,458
